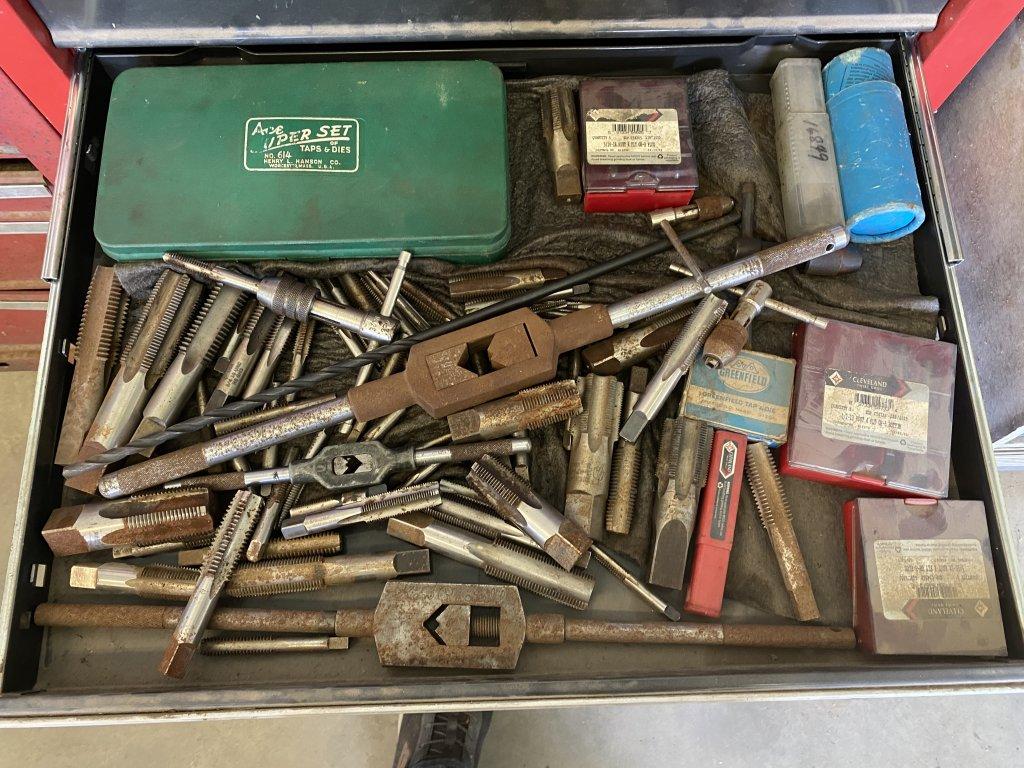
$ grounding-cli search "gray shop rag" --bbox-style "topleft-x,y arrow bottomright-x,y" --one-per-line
112,70 -> 941,625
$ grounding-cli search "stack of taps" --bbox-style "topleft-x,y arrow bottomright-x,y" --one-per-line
40,197 -> 847,676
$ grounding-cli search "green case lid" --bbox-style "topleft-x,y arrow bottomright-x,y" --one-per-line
95,61 -> 510,263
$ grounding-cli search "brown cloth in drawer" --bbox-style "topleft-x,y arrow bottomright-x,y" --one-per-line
111,70 -> 941,624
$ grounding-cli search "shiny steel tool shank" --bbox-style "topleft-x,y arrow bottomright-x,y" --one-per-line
162,252 -> 398,343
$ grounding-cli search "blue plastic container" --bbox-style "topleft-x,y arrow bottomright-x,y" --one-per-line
822,47 -> 896,102
826,80 -> 925,243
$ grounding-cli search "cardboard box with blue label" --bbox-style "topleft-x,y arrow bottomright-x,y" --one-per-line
682,350 -> 795,445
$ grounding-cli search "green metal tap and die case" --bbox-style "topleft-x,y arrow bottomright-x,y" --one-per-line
94,61 -> 511,263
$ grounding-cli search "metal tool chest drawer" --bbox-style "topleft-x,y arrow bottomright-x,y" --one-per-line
1,5 -> 1023,722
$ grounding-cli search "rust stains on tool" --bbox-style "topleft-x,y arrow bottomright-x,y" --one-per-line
746,443 -> 820,622
447,380 -> 582,442
564,374 -> 623,540
42,488 -> 215,556
467,454 -> 591,570
55,266 -> 127,465
373,581 -> 526,670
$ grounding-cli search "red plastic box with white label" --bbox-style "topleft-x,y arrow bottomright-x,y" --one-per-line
579,77 -> 698,212
779,320 -> 956,497
684,430 -> 748,618
844,497 -> 1006,656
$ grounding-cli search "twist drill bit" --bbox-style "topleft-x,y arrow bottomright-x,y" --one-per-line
206,302 -> 277,410
447,380 -> 582,442
702,280 -> 772,370
649,195 -> 735,227
667,263 -> 827,328
590,543 -> 682,621
605,367 -> 648,534
42,488 -> 215,557
745,442 -> 820,622
243,315 -> 296,398
243,438 -> 531,492
179,532 -> 343,566
134,285 -> 247,443
467,454 -> 591,570
161,490 -> 262,678
71,272 -> 194,491
83,224 -> 845,491
540,84 -> 581,203
581,308 -> 694,376
619,294 -> 727,443
564,374 -> 623,540
162,253 -> 398,342
387,514 -> 595,609
648,416 -> 713,590
71,550 -> 430,600
200,635 -> 350,655
55,266 -> 127,465
281,482 -> 443,538
448,268 -> 568,302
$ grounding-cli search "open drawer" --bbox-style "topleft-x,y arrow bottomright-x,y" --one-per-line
1,31 -> 1023,722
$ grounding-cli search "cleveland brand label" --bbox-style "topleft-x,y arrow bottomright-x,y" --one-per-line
874,539 -> 993,621
244,117 -> 359,173
821,368 -> 929,454
585,108 -> 681,165
709,439 -> 740,541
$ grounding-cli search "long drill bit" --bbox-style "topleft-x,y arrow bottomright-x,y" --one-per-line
745,442 -> 820,622
160,489 -> 262,678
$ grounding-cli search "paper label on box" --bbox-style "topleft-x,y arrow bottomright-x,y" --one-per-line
244,117 -> 359,173
821,368 -> 929,453
874,539 -> 993,621
584,108 -> 681,165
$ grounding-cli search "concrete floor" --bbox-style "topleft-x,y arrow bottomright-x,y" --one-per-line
3,17 -> 1024,768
